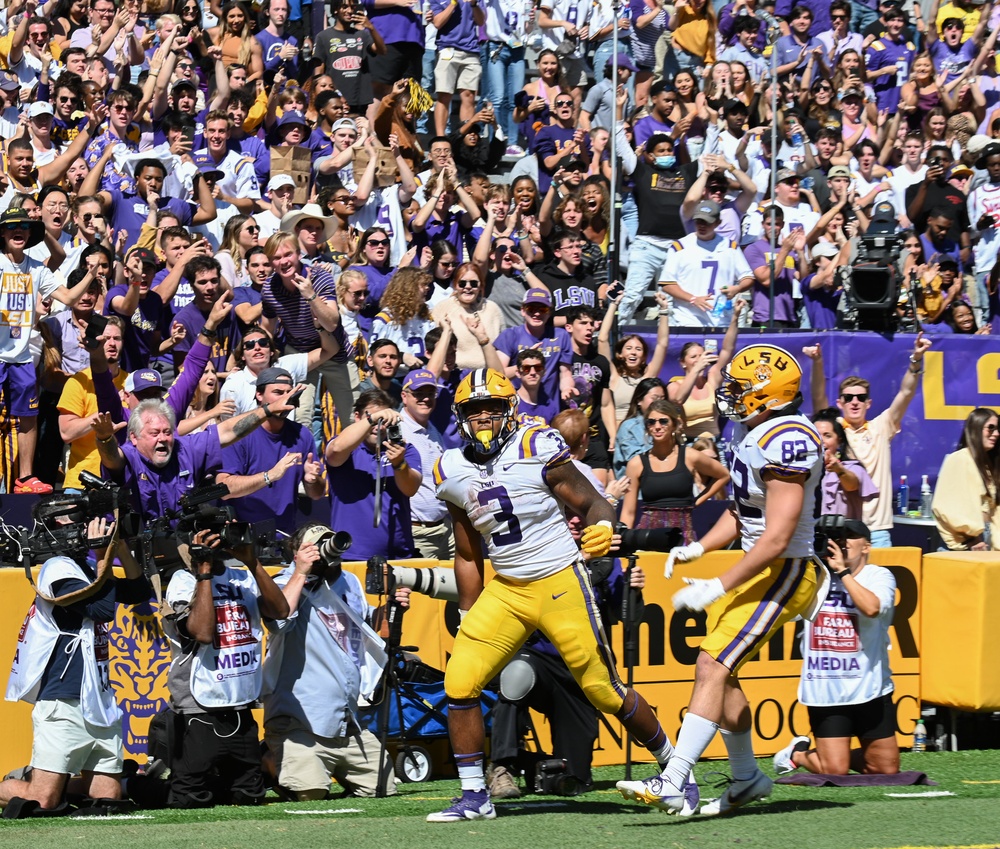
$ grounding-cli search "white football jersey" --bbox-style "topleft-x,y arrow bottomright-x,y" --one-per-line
434,424 -> 582,581
659,232 -> 754,328
729,413 -> 823,557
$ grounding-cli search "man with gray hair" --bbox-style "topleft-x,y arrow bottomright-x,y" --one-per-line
92,393 -> 295,523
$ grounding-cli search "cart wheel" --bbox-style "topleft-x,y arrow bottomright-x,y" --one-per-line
395,746 -> 432,783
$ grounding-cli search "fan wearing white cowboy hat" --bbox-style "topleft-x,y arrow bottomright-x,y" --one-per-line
279,203 -> 339,261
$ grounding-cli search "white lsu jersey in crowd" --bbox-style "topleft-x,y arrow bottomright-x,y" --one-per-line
659,232 -> 754,327
728,413 -> 824,557
433,424 -> 582,581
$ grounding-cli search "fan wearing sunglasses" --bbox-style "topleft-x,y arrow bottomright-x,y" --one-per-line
804,332 -> 932,548
431,263 -> 504,371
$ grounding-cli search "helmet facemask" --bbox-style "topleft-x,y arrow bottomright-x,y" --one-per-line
455,397 -> 518,457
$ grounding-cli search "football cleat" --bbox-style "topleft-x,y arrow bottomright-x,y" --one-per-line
616,775 -> 685,814
699,769 -> 773,817
426,789 -> 497,822
715,344 -> 802,422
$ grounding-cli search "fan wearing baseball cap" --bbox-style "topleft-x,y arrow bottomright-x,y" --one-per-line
217,368 -> 326,535
659,201 -> 756,328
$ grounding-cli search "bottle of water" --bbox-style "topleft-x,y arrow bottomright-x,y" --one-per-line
712,287 -> 729,319
920,474 -> 933,519
896,475 -> 909,515
912,719 -> 927,753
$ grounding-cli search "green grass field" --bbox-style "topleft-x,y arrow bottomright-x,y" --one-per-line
4,751 -> 1000,849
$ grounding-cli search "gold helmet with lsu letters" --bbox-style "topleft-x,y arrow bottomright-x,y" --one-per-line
453,367 -> 519,455
716,344 -> 802,422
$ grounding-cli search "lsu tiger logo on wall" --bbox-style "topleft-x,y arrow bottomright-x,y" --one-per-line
109,600 -> 171,758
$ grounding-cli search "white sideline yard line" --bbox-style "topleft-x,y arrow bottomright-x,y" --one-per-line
71,814 -> 156,820
284,808 -> 364,815
883,791 -> 956,798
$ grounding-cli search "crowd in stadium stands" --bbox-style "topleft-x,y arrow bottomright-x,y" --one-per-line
0,0 -> 999,819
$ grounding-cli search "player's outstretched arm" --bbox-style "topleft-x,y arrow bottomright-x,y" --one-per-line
547,461 -> 616,527
448,502 -> 487,614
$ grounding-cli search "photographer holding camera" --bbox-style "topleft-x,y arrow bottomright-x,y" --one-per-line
155,528 -> 289,808
325,389 -> 422,560
1,515 -> 148,817
773,518 -> 900,777
217,368 -> 327,536
261,522 -> 409,800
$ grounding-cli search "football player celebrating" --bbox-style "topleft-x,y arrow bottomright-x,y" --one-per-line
617,345 -> 825,817
427,368 -> 692,822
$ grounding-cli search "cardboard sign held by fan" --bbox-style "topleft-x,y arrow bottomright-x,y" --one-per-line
270,145 -> 312,205
353,143 -> 399,189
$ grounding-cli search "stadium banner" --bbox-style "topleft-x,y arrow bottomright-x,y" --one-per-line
0,550 -> 922,770
634,329 -> 1000,488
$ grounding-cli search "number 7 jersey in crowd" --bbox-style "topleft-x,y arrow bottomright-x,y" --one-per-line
433,424 -> 583,581
729,414 -> 824,557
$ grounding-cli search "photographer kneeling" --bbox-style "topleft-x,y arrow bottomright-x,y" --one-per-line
261,523 -> 410,800
774,519 -> 900,777
153,529 -> 289,808
1,515 -> 148,817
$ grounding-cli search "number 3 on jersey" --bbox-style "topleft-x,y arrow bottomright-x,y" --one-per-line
476,485 -> 523,546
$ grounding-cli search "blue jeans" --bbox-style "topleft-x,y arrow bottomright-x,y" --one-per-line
620,236 -> 671,326
851,2 -> 879,32
619,193 -> 639,270
869,529 -> 893,549
662,45 -> 704,80
485,43 -> 526,144
417,47 -> 437,135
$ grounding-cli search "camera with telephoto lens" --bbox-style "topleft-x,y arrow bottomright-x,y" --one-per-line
532,758 -> 583,796
814,514 -> 848,566
365,556 -> 460,601
613,523 -> 682,556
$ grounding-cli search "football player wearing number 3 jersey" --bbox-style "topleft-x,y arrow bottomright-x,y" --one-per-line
427,368 -> 689,823
618,344 -> 826,817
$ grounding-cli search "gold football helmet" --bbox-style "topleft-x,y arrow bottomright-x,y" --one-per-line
715,344 -> 802,422
453,368 -> 519,455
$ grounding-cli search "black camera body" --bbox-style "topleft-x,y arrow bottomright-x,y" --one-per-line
385,422 -> 404,445
814,514 -> 848,565
532,758 -> 584,796
613,523 -> 682,556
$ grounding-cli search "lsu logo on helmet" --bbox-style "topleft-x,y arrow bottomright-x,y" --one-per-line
453,368 -> 519,455
716,344 -> 802,422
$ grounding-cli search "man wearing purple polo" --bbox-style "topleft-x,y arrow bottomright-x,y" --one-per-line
95,395 -> 294,525
218,368 -> 327,536
430,0 -> 486,136
325,388 -> 423,560
494,289 -> 575,407
864,8 -> 916,114
742,208 -> 806,328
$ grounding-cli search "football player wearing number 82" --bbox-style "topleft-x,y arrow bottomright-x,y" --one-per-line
619,344 -> 825,817
428,368 -> 690,822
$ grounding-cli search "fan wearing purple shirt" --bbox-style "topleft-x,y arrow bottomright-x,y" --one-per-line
926,14 -> 984,83
79,158 -> 217,252
494,288 -> 575,409
172,256 -> 238,373
534,95 -> 592,194
324,387 -> 423,560
218,367 -> 327,535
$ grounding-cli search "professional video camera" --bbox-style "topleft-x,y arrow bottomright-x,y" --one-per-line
0,471 -> 136,567
814,514 -> 848,566
365,556 -> 460,602
839,201 -> 903,331
136,483 -> 281,579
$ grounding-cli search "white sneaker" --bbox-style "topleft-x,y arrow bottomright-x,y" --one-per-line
678,779 -> 700,817
773,736 -> 810,776
700,769 -> 773,817
616,775 -> 685,814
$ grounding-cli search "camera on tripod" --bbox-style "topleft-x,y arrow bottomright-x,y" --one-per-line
840,201 -> 903,331
365,556 -> 460,601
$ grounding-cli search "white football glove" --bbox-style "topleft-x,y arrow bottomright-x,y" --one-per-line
664,542 -> 704,579
672,577 -> 726,612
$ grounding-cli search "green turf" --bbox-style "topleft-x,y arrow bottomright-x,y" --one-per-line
4,751 -> 1000,849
